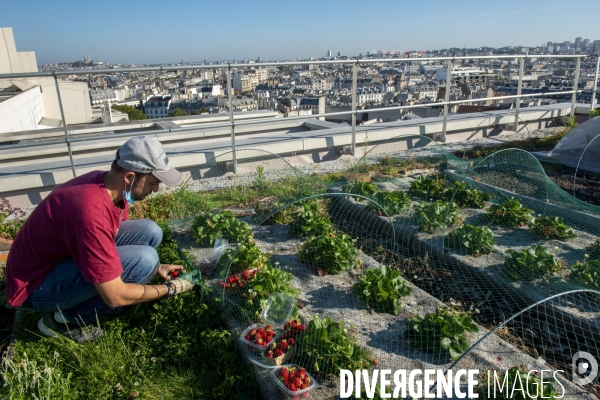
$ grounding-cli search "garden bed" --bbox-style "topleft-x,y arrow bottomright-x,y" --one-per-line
171,204 -> 596,398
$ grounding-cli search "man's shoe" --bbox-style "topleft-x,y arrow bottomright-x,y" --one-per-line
37,313 -> 104,343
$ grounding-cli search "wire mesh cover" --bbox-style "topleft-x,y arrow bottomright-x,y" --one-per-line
168,140 -> 600,399
532,116 -> 600,174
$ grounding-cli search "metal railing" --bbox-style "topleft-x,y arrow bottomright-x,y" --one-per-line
0,54 -> 596,179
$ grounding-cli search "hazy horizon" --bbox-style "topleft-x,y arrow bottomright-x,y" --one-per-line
1,0 -> 596,65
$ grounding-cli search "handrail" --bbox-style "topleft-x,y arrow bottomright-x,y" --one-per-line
0,53 -> 592,177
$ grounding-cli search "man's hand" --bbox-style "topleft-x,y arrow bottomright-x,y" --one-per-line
157,264 -> 183,281
169,269 -> 202,295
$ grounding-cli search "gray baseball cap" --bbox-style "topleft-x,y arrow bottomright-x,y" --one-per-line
116,136 -> 183,187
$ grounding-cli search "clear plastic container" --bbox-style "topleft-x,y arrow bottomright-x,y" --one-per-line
239,323 -> 279,359
260,292 -> 296,329
269,364 -> 318,399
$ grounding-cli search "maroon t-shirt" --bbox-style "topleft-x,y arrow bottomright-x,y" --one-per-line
6,170 -> 129,307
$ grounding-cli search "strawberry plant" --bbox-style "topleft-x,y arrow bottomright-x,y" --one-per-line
354,265 -> 412,315
297,315 -> 371,378
234,262 -> 299,323
342,181 -> 378,199
503,245 -> 563,280
588,238 -> 600,260
569,255 -> 600,291
529,216 -> 576,241
443,181 -> 492,209
444,224 -> 495,256
298,232 -> 360,274
487,197 -> 534,228
475,366 -> 559,400
220,268 -> 258,289
191,211 -> 253,245
408,305 -> 478,361
217,239 -> 270,274
408,175 -> 447,200
364,191 -> 411,216
289,200 -> 333,237
413,200 -> 461,232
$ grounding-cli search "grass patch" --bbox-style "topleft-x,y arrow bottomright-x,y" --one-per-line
1,292 -> 260,399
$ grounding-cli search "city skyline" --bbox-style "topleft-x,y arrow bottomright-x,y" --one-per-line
1,0 -> 598,65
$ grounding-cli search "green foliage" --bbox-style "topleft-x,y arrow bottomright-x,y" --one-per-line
408,305 -> 479,361
288,200 -> 333,236
299,232 -> 360,274
130,192 -> 178,222
191,211 -> 253,245
252,165 -> 268,191
590,108 -> 600,118
444,181 -> 492,209
232,262 -> 298,323
1,351 -> 76,399
171,107 -> 190,117
156,223 -> 188,265
111,104 -> 147,120
503,245 -> 563,280
413,200 -> 461,233
342,181 -> 378,199
1,291 -> 259,399
445,224 -> 495,256
364,191 -> 411,216
0,197 -> 26,239
296,315 -> 371,379
218,239 -> 270,274
588,238 -> 600,260
475,366 -> 559,400
487,197 -> 534,228
354,265 -> 412,315
569,256 -> 600,291
529,216 -> 576,240
409,175 -> 447,200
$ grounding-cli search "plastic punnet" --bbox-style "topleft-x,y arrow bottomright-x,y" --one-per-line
260,292 -> 296,328
269,364 -> 318,399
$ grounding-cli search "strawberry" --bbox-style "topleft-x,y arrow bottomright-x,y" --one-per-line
303,376 -> 311,385
294,377 -> 302,387
265,350 -> 274,358
265,325 -> 273,332
280,368 -> 289,379
279,342 -> 289,352
248,329 -> 256,337
244,334 -> 251,341
297,369 -> 306,379
373,359 -> 379,366
227,277 -> 235,284
288,337 -> 295,346
274,349 -> 284,357
289,383 -> 297,392
255,338 -> 264,346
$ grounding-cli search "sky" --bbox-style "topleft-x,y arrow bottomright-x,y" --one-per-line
1,0 -> 597,65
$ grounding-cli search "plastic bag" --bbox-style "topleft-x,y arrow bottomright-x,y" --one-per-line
196,238 -> 232,277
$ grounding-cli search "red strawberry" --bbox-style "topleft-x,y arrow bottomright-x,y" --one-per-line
255,338 -> 264,345
288,338 -> 295,346
274,349 -> 284,357
289,383 -> 297,392
265,325 -> 273,332
280,368 -> 289,379
265,350 -> 274,358
249,329 -> 256,337
227,277 -> 235,284
279,342 -> 289,352
294,377 -> 302,387
244,335 -> 251,341
297,369 -> 306,379
303,376 -> 311,385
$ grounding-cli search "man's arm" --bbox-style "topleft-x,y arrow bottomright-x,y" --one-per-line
94,277 -> 169,307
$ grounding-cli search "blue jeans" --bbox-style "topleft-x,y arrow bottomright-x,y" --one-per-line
22,219 -> 163,323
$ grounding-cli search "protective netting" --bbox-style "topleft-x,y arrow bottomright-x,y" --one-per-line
533,116 -> 600,175
167,137 -> 600,399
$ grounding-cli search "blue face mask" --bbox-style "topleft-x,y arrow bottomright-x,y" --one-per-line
123,176 -> 135,206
